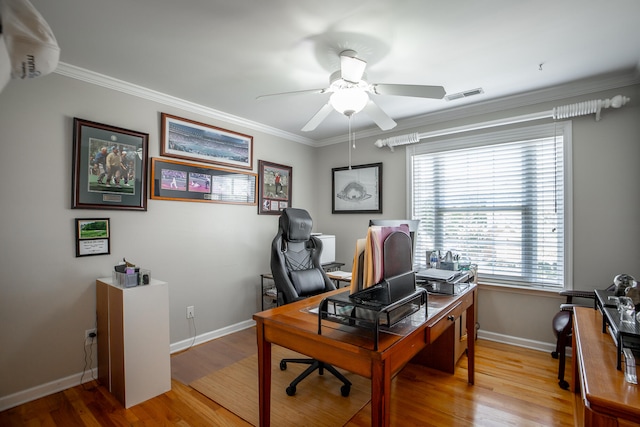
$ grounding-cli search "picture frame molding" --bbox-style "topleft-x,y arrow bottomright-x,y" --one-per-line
332,162 -> 383,214
72,118 -> 149,211
160,113 -> 253,170
258,160 -> 292,215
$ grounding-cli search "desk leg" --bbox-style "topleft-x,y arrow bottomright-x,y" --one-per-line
571,320 -> 578,394
256,322 -> 272,427
466,297 -> 475,384
371,358 -> 391,427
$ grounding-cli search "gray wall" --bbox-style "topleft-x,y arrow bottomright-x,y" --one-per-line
1,72 -> 639,405
0,74 -> 319,401
314,85 -> 640,347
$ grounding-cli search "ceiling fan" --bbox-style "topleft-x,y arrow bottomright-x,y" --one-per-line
258,49 -> 447,132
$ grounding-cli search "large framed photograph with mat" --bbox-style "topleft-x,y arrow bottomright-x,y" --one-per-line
161,113 -> 253,170
72,118 -> 149,211
332,162 -> 382,214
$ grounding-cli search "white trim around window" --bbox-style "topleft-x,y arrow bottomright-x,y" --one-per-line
406,121 -> 573,291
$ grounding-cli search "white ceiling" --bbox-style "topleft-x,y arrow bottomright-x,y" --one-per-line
28,0 -> 640,144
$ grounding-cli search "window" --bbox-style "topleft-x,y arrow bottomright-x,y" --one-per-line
408,122 -> 572,290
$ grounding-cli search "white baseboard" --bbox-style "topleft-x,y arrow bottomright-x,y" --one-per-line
478,330 -> 570,357
0,368 -> 98,412
1,321 -> 561,412
170,319 -> 256,354
0,319 -> 256,412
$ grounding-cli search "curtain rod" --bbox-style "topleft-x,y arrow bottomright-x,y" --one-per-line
374,95 -> 631,150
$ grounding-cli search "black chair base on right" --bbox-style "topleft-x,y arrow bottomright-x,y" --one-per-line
280,357 -> 352,397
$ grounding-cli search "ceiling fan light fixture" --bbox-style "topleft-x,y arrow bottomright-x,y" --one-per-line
340,50 -> 367,83
330,88 -> 369,116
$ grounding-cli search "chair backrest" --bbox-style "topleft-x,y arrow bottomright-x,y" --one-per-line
270,208 -> 336,304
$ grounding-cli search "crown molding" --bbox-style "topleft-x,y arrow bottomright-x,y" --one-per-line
400,70 -> 640,130
315,70 -> 640,147
55,62 -> 638,149
54,63 -> 317,146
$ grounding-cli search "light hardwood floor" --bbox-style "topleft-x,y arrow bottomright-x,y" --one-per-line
0,327 -> 575,426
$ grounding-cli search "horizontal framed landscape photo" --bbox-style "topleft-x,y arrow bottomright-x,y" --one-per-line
150,157 -> 257,205
258,160 -> 292,215
161,113 -> 253,170
72,118 -> 149,211
332,162 -> 383,214
75,218 -> 110,257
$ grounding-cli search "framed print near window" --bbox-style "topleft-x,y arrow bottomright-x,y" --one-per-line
332,162 -> 382,214
151,157 -> 257,205
72,118 -> 149,211
75,218 -> 110,257
258,160 -> 292,215
161,113 -> 253,170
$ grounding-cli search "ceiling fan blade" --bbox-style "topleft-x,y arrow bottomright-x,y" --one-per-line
301,103 -> 334,132
340,51 -> 366,83
362,100 -> 397,131
372,84 -> 446,99
256,88 -> 327,101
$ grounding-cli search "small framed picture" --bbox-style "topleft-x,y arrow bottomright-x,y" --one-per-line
258,160 -> 292,215
161,113 -> 253,170
75,218 -> 110,257
332,162 -> 383,214
72,118 -> 149,211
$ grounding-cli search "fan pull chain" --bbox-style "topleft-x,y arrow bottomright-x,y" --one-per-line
348,115 -> 352,169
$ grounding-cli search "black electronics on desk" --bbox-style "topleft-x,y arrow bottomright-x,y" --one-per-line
416,269 -> 471,295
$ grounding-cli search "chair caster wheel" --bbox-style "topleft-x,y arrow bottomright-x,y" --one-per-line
280,361 -> 287,370
341,385 -> 351,397
559,380 -> 569,390
286,385 -> 296,396
551,351 -> 559,359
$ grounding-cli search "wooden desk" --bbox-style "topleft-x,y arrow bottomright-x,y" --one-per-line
253,284 -> 476,427
572,307 -> 640,426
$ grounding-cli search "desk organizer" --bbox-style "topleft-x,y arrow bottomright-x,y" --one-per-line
321,227 -> 428,349
112,271 -> 139,288
317,287 -> 428,350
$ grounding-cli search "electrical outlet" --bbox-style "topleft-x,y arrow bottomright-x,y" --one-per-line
186,306 -> 195,319
85,328 -> 97,344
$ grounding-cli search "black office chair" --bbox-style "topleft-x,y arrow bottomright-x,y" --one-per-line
551,289 -> 597,389
270,207 -> 352,397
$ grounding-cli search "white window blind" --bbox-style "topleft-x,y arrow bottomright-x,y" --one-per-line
408,122 -> 571,289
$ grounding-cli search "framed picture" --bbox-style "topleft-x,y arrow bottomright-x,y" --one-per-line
75,218 -> 110,257
150,157 -> 257,205
161,113 -> 253,170
72,118 -> 149,211
332,162 -> 383,214
258,160 -> 292,215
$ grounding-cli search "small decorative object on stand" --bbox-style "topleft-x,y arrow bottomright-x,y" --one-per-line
113,258 -> 150,287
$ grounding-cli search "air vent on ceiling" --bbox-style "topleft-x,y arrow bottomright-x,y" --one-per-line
444,87 -> 484,102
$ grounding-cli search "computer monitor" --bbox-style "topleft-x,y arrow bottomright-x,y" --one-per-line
368,219 -> 420,263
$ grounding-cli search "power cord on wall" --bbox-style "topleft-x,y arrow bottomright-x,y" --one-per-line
81,332 -> 98,390
186,316 -> 197,351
